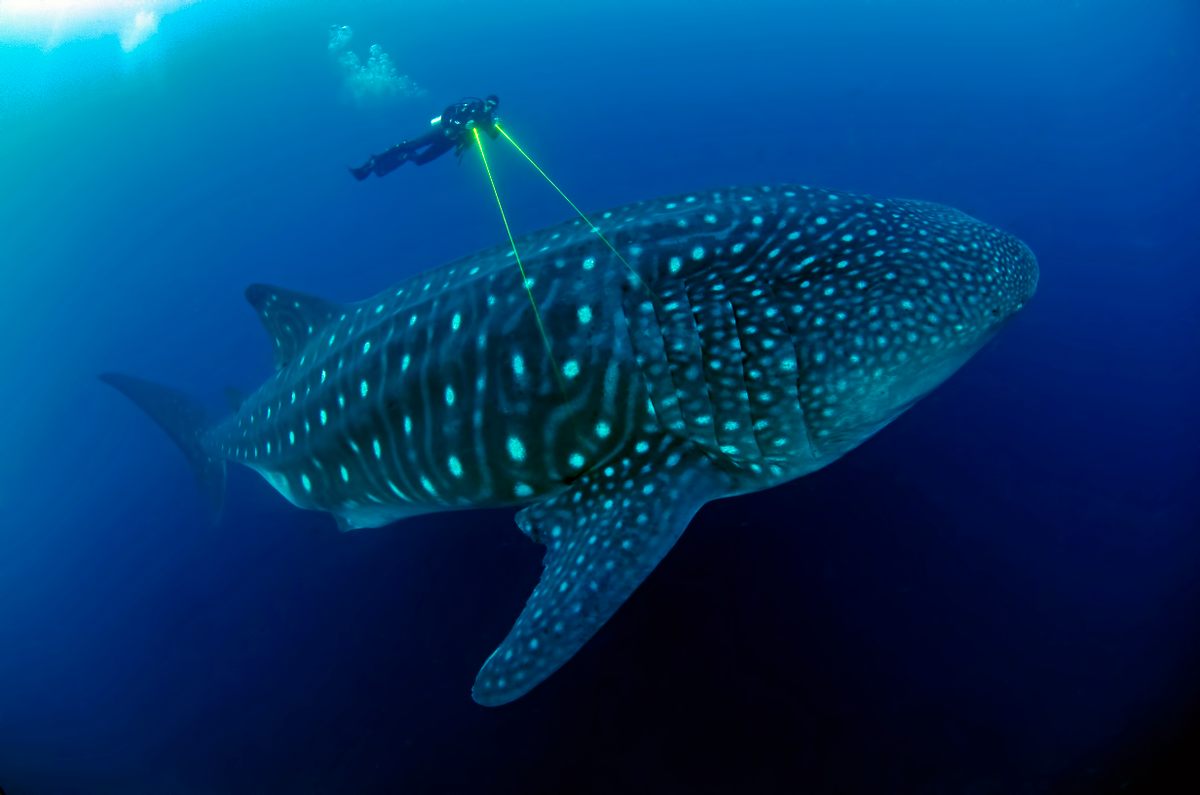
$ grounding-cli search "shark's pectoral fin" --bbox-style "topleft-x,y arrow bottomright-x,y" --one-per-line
473,438 -> 728,706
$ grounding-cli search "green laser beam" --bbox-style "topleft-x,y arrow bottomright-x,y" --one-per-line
494,124 -> 665,311
473,127 -> 567,397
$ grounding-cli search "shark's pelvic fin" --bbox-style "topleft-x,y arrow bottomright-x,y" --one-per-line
100,373 -> 226,521
472,437 -> 728,706
244,284 -> 341,369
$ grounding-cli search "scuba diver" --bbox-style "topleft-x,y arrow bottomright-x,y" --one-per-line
350,95 -> 500,180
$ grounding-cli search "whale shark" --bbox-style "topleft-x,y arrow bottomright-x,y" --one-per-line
103,184 -> 1038,705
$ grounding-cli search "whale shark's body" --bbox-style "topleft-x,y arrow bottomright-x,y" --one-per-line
104,184 -> 1037,705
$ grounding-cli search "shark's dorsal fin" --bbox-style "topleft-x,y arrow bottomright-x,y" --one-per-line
472,437 -> 729,706
245,284 -> 341,369
224,386 -> 247,412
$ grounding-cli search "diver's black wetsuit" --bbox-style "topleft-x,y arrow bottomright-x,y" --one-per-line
350,96 -> 500,180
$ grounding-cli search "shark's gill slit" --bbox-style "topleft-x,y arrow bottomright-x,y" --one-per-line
761,277 -> 814,454
649,282 -> 693,431
681,275 -> 725,448
725,286 -> 766,459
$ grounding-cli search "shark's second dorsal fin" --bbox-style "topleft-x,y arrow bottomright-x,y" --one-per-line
245,284 -> 341,369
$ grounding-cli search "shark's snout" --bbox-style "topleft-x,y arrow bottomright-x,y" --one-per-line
1015,238 -> 1040,309
899,207 -> 1038,340
990,233 -> 1039,325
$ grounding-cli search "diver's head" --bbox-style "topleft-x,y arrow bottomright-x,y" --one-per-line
484,95 -> 499,112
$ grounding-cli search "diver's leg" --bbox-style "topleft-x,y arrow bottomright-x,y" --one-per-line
410,137 -> 456,165
349,156 -> 380,181
366,144 -> 412,177
349,128 -> 447,180
349,134 -> 430,180
350,148 -> 406,180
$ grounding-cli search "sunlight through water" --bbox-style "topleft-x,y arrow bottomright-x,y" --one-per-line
0,0 -> 199,50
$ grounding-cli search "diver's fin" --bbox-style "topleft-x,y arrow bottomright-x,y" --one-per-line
100,372 -> 226,521
472,437 -> 728,706
244,284 -> 341,369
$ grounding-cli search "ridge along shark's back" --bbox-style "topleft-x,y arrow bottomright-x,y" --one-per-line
102,184 -> 1038,705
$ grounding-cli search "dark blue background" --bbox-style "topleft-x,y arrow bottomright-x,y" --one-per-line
1,1 -> 1197,792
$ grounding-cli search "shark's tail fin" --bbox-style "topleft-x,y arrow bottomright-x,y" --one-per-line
101,372 -> 227,521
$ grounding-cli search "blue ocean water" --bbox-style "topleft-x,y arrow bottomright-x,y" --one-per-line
1,0 -> 1197,792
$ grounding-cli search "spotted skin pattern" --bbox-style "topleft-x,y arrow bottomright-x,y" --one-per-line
107,185 -> 1038,705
